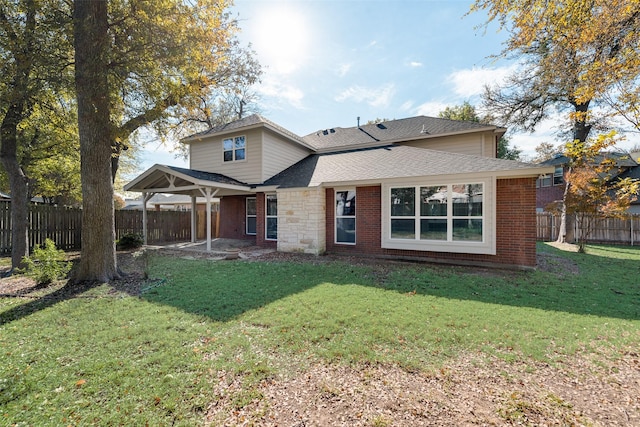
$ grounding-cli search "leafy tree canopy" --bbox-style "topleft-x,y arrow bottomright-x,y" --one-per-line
470,0 -> 640,141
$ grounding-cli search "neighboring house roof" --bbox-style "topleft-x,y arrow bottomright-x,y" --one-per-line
180,114 -> 314,150
263,145 -> 549,189
539,152 -> 638,168
302,116 -> 505,152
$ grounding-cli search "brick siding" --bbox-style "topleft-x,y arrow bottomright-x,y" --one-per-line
326,179 -> 538,268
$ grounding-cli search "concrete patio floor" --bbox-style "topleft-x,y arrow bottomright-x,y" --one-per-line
144,238 -> 275,260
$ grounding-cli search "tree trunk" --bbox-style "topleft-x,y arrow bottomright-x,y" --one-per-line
557,100 -> 592,243
72,0 -> 120,282
0,1 -> 37,272
0,124 -> 29,272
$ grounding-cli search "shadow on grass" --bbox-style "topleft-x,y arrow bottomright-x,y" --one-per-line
141,244 -> 640,322
0,280 -> 101,326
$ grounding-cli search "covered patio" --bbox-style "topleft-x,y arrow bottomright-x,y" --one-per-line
123,164 -> 255,251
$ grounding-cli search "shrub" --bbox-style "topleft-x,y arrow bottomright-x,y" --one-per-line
20,239 -> 72,285
117,233 -> 144,250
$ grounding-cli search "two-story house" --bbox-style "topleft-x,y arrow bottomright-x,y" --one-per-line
125,114 -> 553,269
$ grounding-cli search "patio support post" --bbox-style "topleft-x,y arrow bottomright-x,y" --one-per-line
191,195 -> 197,243
142,192 -> 155,245
199,187 -> 219,251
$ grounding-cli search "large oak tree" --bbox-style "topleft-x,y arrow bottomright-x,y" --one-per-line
471,0 -> 640,242
72,0 -> 260,281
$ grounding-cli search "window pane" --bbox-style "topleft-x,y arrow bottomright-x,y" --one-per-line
336,190 -> 355,216
266,217 -> 277,240
452,184 -> 483,216
266,196 -> 277,216
453,219 -> 483,241
246,217 -> 256,235
223,150 -> 233,162
421,186 -> 447,216
246,198 -> 256,215
235,149 -> 245,161
391,219 -> 415,239
391,188 -> 414,216
235,136 -> 245,149
420,219 -> 447,240
336,218 -> 355,243
223,138 -> 233,150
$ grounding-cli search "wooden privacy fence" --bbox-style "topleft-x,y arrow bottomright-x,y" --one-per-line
0,201 -> 217,254
537,212 -> 640,245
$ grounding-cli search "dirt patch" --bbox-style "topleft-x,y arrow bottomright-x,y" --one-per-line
206,351 -> 640,426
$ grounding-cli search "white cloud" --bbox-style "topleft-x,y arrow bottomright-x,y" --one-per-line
258,79 -> 305,110
414,100 -> 449,117
408,61 -> 423,68
335,83 -> 396,108
337,63 -> 352,77
400,100 -> 414,112
447,64 -> 519,97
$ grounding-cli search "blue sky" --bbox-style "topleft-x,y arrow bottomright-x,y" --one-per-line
137,0 -> 638,172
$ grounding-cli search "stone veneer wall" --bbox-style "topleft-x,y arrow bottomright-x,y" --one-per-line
276,187 -> 326,254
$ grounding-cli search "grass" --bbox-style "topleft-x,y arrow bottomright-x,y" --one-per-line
1,242 -> 639,425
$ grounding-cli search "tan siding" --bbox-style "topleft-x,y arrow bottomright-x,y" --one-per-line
401,132 -> 497,157
189,128 -> 263,183
262,130 -> 311,181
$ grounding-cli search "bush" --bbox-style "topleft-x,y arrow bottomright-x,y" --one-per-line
20,239 -> 72,285
117,233 -> 144,250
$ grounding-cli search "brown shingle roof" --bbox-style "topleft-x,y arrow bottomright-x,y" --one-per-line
302,116 -> 503,151
263,145 -> 545,188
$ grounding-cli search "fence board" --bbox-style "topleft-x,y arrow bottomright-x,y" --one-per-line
537,212 -> 640,245
0,201 -> 208,254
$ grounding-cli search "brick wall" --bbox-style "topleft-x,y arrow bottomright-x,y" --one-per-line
219,195 -> 254,241
537,185 -> 564,210
325,179 -> 538,268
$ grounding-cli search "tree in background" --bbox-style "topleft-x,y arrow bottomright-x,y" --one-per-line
438,101 -> 522,160
471,0 -> 640,242
560,132 -> 639,253
533,142 -> 560,163
0,0 -> 73,271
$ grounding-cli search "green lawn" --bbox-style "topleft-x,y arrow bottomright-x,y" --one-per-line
1,243 -> 639,425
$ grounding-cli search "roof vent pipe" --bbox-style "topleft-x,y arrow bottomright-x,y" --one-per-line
357,116 -> 360,127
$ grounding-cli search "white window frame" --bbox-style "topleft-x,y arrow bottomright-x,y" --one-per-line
265,194 -> 277,241
222,135 -> 246,163
382,177 -> 496,255
246,197 -> 256,235
335,188 -> 356,245
553,167 -> 564,186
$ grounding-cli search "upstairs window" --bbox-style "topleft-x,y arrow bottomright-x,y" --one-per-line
223,136 -> 246,162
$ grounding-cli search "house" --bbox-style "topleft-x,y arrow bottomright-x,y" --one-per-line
536,151 -> 640,213
125,114 -> 553,268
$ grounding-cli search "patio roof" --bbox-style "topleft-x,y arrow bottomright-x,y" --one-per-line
123,164 -> 254,197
